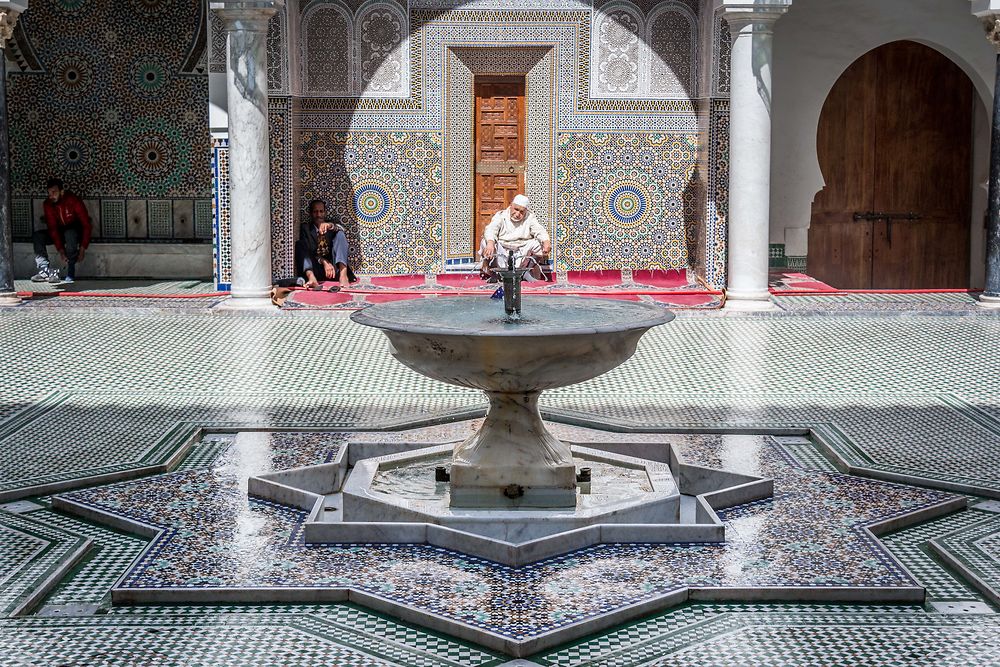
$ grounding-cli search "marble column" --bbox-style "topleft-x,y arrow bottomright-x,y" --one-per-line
213,2 -> 281,307
981,17 -> 1000,307
723,5 -> 789,303
0,7 -> 24,306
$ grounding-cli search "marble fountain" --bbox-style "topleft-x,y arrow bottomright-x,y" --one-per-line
242,283 -> 775,566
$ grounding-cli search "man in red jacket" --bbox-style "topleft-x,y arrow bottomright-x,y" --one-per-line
31,178 -> 92,284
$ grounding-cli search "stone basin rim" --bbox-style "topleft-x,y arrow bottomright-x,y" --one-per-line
350,295 -> 675,337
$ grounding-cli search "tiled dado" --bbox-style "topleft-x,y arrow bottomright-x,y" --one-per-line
11,197 -> 213,242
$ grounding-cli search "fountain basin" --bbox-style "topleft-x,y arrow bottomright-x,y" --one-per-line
351,296 -> 672,393
351,297 -> 673,508
337,445 -> 680,544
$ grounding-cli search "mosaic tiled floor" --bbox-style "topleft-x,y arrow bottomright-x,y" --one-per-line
13,279 -> 219,295
2,306 -> 1000,662
52,428 -> 956,652
773,292 -> 984,313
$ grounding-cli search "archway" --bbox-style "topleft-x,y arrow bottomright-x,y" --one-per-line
808,40 -> 975,289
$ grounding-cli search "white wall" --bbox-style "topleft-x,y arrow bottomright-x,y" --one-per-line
769,0 -> 995,283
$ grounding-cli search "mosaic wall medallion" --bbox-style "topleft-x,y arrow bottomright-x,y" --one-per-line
299,131 -> 444,274
556,133 -> 697,271
9,0 -> 210,200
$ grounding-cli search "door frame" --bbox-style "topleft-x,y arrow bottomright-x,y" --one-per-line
443,46 -> 555,265
472,75 -> 527,253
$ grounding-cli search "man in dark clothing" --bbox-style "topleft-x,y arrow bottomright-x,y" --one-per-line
32,178 -> 92,284
294,199 -> 356,288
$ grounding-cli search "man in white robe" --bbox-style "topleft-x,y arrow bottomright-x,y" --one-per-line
479,194 -> 551,281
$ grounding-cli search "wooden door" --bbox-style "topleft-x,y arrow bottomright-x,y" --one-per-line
474,77 -> 526,251
809,41 -> 973,289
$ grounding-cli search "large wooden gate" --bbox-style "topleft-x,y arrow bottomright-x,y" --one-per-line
809,41 -> 974,289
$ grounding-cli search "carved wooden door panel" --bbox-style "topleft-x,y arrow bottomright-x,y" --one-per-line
474,77 -> 526,252
809,41 -> 973,289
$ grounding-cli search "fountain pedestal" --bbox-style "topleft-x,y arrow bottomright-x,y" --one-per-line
451,392 -> 576,507
351,296 -> 673,510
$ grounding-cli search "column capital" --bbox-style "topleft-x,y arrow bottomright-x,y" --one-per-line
973,1 -> 1000,50
717,0 -> 792,33
210,1 -> 283,31
0,1 -> 29,48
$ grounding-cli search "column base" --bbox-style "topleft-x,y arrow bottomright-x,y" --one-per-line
0,291 -> 22,306
215,295 -> 275,310
978,293 -> 1000,309
725,287 -> 772,301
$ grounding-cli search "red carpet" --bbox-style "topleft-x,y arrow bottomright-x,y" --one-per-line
282,270 -> 722,311
631,269 -> 688,288
371,274 -> 426,289
435,274 -> 484,288
565,270 -> 622,287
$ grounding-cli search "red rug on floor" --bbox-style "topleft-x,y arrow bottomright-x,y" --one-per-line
631,269 -> 689,288
565,270 -> 622,287
370,274 -> 426,289
768,272 -> 836,292
282,270 -> 722,311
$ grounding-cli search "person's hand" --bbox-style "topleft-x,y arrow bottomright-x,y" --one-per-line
541,241 -> 550,256
322,260 -> 336,280
305,271 -> 320,288
59,251 -> 67,263
78,247 -> 86,262
318,222 -> 333,234
484,240 -> 496,259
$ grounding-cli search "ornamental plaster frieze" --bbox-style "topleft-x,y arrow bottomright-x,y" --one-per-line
715,0 -> 791,32
0,1 -> 27,48
971,0 -> 1000,49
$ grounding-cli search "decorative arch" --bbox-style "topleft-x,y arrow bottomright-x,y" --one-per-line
355,0 -> 409,98
592,0 -> 644,97
300,0 -> 354,95
645,1 -> 698,99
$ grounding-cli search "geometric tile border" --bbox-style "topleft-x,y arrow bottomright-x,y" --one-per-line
0,511 -> 91,616
0,392 -> 485,502
931,510 -> 1000,608
25,510 -> 148,613
0,611 -> 506,666
533,610 -> 1000,666
883,508 -> 993,602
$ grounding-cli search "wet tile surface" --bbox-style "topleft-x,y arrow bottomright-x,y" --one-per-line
61,429 -> 952,641
2,308 -> 1000,662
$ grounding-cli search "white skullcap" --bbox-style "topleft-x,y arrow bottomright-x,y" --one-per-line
512,194 -> 530,208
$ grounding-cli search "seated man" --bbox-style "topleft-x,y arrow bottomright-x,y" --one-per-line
32,178 -> 92,284
479,194 -> 550,281
294,199 -> 356,288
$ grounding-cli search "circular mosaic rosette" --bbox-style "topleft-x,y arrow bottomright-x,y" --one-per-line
353,180 -> 394,226
113,118 -> 191,196
131,56 -> 172,99
53,132 -> 95,175
606,181 -> 650,228
49,52 -> 97,100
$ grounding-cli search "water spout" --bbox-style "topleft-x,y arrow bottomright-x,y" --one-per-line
497,254 -> 528,321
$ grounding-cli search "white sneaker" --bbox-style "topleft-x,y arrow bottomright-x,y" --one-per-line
30,269 -> 50,282
47,269 -> 61,283
61,276 -> 75,285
